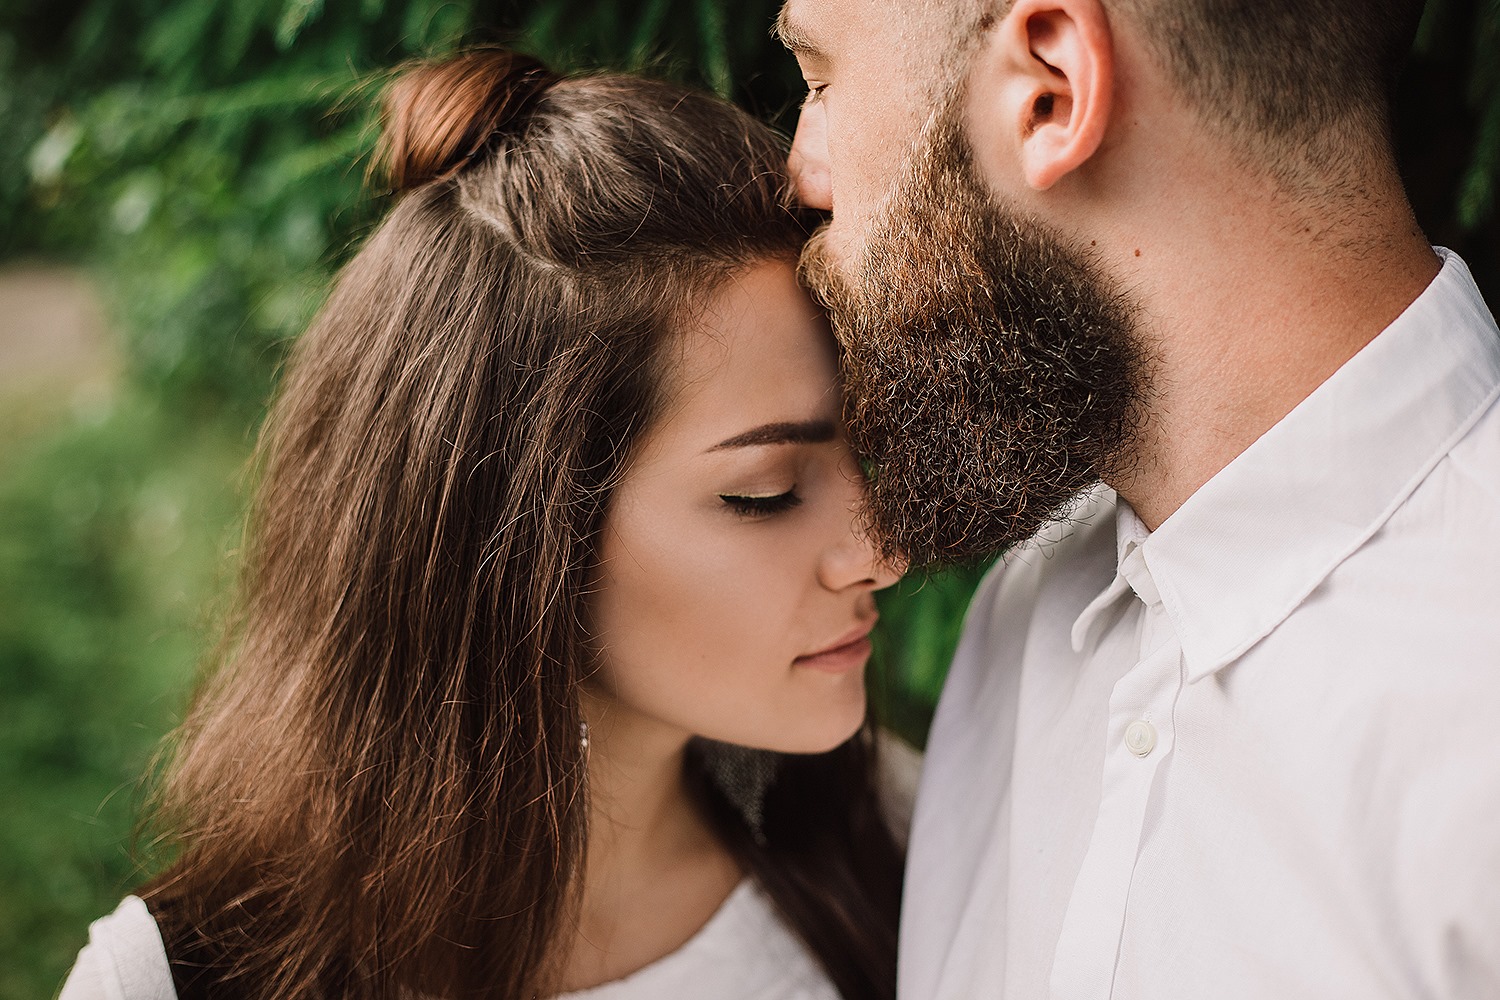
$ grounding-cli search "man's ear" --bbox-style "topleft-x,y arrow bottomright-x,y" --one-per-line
965,0 -> 1114,191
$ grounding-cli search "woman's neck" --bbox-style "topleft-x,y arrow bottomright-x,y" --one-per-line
549,694 -> 742,994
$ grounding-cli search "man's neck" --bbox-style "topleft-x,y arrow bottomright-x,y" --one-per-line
1091,161 -> 1441,529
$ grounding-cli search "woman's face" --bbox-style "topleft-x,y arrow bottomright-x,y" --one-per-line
590,259 -> 900,755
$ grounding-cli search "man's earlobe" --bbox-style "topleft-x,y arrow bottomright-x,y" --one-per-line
968,0 -> 1114,192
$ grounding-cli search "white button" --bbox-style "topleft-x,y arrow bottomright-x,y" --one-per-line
1124,720 -> 1157,757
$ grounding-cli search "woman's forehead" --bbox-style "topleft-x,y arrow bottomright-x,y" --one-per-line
659,262 -> 841,446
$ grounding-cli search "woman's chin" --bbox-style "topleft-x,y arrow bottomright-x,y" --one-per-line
755,694 -> 869,757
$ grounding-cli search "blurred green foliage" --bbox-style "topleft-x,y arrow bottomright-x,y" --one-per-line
0,395 -> 245,998
0,0 -> 1496,996
0,0 -> 809,414
1401,0 -> 1500,272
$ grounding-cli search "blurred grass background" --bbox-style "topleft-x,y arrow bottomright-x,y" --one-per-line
1,0 -> 1496,994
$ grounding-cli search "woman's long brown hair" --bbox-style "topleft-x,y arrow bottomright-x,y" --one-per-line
140,49 -> 901,1000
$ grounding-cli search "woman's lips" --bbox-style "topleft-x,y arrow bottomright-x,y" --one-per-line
795,620 -> 877,674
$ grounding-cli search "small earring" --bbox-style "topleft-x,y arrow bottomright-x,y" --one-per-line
579,720 -> 590,753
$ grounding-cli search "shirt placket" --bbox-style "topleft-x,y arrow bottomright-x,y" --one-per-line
1050,545 -> 1183,1000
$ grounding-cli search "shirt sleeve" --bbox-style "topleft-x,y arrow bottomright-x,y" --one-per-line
58,897 -> 177,1000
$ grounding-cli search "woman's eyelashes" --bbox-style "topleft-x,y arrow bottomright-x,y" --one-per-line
719,489 -> 803,518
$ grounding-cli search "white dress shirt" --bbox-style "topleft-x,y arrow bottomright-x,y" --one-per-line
899,248 -> 1500,1000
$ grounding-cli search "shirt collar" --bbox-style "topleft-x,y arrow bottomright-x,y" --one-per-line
1069,498 -> 1145,652
1130,248 -> 1500,681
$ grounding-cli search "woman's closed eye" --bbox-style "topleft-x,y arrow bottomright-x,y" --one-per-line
719,489 -> 803,518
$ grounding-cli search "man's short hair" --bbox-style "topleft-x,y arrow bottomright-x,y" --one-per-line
943,0 -> 1428,183
1129,0 -> 1427,175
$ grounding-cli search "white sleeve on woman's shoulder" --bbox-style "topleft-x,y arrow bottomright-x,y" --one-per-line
874,729 -> 923,850
58,896 -> 177,1000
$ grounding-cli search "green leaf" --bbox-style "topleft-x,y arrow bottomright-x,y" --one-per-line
1413,0 -> 1445,54
262,123 -> 374,186
1459,96 -> 1500,228
1469,4 -> 1500,107
154,72 -> 355,125
628,0 -> 675,69
695,0 -> 732,95
276,0 -> 326,52
221,0 -> 272,70
518,2 -> 575,65
402,0 -> 464,52
142,1 -> 221,75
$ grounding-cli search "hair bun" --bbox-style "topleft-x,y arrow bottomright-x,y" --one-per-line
379,49 -> 559,193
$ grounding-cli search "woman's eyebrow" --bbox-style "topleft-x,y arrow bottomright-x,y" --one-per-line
709,419 -> 837,450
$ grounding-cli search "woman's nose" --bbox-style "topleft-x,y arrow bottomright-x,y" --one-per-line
819,503 -> 906,593
788,103 -> 833,211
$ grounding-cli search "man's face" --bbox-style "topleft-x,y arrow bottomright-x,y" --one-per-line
787,7 -> 1149,566
781,0 -> 938,274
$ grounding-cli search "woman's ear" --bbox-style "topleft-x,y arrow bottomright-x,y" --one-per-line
965,0 -> 1114,192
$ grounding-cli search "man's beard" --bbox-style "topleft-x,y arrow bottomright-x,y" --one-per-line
801,106 -> 1148,569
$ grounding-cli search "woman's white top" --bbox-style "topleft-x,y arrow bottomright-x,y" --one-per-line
60,737 -> 920,1000
555,879 -> 836,1000
60,896 -> 174,1000
60,881 -> 836,1000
